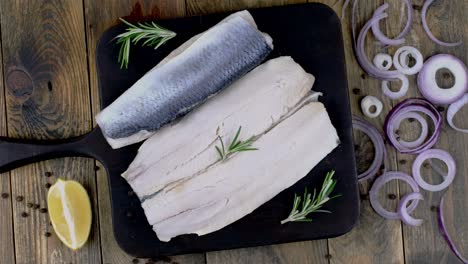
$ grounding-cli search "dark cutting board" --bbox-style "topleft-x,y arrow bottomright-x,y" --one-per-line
0,3 -> 358,257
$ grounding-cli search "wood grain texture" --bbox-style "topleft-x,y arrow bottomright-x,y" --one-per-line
385,0 -> 468,263
0,0 -> 100,263
327,1 -> 405,263
0,16 -> 16,264
186,1 -> 328,263
84,1 -> 204,263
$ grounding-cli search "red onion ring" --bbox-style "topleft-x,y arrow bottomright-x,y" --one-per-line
384,98 -> 442,154
356,12 -> 400,80
393,46 -> 424,75
352,116 -> 386,181
369,171 -> 420,220
438,193 -> 468,264
421,0 -> 462,47
447,94 -> 468,133
417,54 -> 468,105
382,75 -> 409,100
398,192 -> 424,226
392,112 -> 428,149
341,0 -> 351,19
412,149 -> 456,192
372,1 -> 413,46
373,53 -> 392,71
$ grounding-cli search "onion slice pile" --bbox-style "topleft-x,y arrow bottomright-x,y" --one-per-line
372,1 -> 413,46
393,46 -> 424,75
412,149 -> 456,192
447,94 -> 468,133
352,116 -> 386,181
438,193 -> 468,264
384,98 -> 442,154
369,171 -> 420,220
421,0 -> 462,47
417,54 -> 468,105
398,192 -> 424,226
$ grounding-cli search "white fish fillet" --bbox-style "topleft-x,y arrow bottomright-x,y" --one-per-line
123,56 -> 315,198
148,102 -> 339,241
122,56 -> 339,242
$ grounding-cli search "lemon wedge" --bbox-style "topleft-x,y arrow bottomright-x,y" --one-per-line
47,179 -> 92,250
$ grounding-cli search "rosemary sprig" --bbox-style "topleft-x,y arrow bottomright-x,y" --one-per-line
216,126 -> 258,161
281,170 -> 340,224
115,18 -> 176,69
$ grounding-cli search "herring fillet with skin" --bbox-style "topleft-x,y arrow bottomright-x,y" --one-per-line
95,11 -> 273,149
122,56 -> 314,199
122,56 -> 339,242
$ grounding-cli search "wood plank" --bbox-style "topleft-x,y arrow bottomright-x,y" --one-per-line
327,0 -> 405,263
0,0 -> 100,263
186,1 -> 328,263
84,1 -> 205,263
0,17 -> 16,264
385,0 -> 468,262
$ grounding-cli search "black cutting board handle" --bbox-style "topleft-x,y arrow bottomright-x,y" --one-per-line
0,128 -> 113,173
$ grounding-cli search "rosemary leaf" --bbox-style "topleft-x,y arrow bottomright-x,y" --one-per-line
216,126 -> 258,161
115,18 -> 176,69
281,170 -> 340,224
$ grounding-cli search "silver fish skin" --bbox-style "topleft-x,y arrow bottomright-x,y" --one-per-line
96,12 -> 273,149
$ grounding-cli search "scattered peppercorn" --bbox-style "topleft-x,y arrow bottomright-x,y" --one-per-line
132,259 -> 140,264
44,171 -> 52,177
40,208 -> 48,214
1,193 -> 9,199
94,166 -> 100,171
21,212 -> 28,218
360,73 -> 366,79
430,205 -> 438,212
33,204 -> 40,210
423,162 -> 430,168
395,129 -> 400,135
45,232 -> 51,237
399,159 -> 407,165
27,202 -> 33,208
325,254 -> 333,259
360,194 -> 369,200
408,118 -> 415,123
437,106 -> 445,112
352,88 -> 360,95
388,194 -> 397,200
16,196 -> 24,202
45,183 -> 51,188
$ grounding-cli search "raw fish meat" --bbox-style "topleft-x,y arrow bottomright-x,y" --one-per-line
96,11 -> 273,149
123,56 -> 339,242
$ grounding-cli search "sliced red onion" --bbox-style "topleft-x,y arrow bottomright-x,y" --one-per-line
351,0 -> 358,46
417,54 -> 468,105
422,0 -> 462,47
371,2 -> 412,46
438,193 -> 468,264
412,149 -> 456,192
382,75 -> 409,100
373,53 -> 392,71
384,98 -> 442,154
361,95 -> 383,118
447,94 -> 468,133
392,112 -> 428,149
356,13 -> 400,80
393,46 -> 424,75
352,116 -> 386,181
369,171 -> 420,220
398,192 -> 424,226
341,0 -> 351,19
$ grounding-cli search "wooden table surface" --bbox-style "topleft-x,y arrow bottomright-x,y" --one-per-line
0,0 -> 466,263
